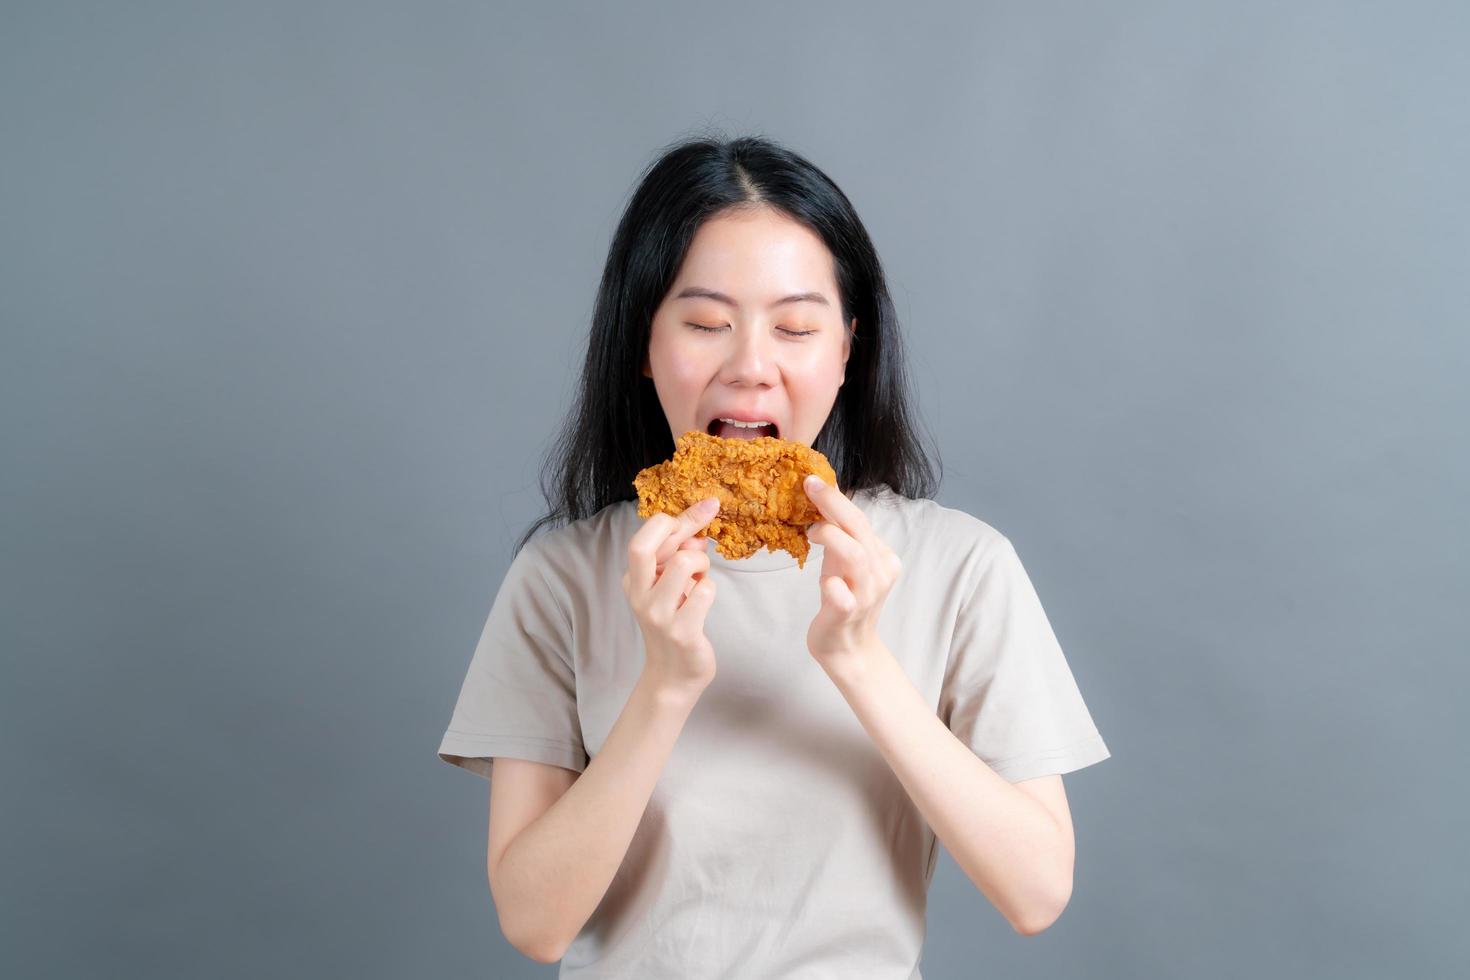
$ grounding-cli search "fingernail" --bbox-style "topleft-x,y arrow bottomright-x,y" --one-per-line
699,497 -> 720,514
804,475 -> 822,491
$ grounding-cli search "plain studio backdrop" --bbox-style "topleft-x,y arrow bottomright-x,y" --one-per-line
2,2 -> 1466,978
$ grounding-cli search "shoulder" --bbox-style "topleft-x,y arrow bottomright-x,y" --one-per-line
516,499 -> 639,581
856,485 -> 1013,569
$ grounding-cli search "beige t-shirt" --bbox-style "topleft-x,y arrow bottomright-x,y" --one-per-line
438,485 -> 1111,979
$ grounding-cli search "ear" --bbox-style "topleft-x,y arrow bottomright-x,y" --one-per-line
642,354 -> 652,379
843,318 -> 855,365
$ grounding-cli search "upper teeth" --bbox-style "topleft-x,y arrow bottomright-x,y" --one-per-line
719,418 -> 773,428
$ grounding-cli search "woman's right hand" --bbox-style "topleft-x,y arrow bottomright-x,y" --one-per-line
622,496 -> 722,698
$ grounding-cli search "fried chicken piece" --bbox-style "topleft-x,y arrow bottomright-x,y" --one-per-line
633,429 -> 838,569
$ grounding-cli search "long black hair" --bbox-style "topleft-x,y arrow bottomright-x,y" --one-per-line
515,131 -> 941,556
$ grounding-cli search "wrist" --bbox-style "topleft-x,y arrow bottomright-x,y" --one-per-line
816,637 -> 892,691
637,670 -> 708,711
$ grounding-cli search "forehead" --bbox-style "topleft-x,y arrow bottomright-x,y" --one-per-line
671,209 -> 838,306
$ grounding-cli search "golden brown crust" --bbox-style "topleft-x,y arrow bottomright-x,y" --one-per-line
633,430 -> 838,568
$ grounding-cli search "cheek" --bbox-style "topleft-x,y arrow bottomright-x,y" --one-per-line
648,331 -> 716,392
662,350 -> 716,389
785,362 -> 845,427
786,344 -> 847,390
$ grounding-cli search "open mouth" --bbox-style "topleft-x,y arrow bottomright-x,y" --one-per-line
706,417 -> 779,440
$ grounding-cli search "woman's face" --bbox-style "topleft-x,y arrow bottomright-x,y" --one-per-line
643,207 -> 854,449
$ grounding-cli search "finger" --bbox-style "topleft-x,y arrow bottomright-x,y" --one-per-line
649,549 -> 710,614
676,534 -> 709,553
674,574 -> 717,621
651,551 -> 709,619
629,498 -> 718,592
810,520 -> 865,576
628,513 -> 676,594
811,521 -> 872,605
803,474 -> 871,545
821,574 -> 858,617
675,534 -> 710,583
652,497 -> 722,568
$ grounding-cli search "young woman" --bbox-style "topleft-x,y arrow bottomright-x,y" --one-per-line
438,134 -> 1111,977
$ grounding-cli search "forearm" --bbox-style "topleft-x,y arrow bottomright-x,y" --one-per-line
493,671 -> 697,961
822,644 -> 1071,934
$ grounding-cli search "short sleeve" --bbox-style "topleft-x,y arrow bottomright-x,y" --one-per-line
436,536 -> 589,782
938,535 -> 1111,783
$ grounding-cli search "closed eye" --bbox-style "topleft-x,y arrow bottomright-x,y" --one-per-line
685,323 -> 817,337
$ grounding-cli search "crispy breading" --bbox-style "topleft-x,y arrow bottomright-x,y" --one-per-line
633,430 -> 838,569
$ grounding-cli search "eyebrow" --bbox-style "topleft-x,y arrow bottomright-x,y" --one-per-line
673,286 -> 830,309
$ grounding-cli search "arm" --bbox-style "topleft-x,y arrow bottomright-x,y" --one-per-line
824,644 -> 1075,935
798,476 -> 1075,935
490,673 -> 698,962
494,500 -> 720,962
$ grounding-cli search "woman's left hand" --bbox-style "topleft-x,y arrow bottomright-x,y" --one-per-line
802,474 -> 902,672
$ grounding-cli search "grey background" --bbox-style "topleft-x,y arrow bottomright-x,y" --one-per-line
3,1 -> 1466,977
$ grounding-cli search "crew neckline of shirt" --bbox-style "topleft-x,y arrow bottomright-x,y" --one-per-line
669,486 -> 887,574
708,541 -> 808,572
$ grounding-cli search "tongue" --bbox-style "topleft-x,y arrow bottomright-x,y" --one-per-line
716,422 -> 775,440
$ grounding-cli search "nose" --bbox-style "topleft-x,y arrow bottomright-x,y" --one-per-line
718,322 -> 779,387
